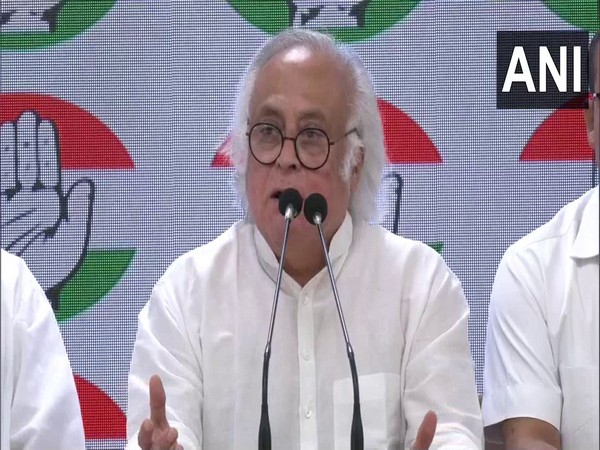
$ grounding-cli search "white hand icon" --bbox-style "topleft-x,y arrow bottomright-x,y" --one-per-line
1,111 -> 95,310
288,0 -> 371,28
0,0 -> 67,33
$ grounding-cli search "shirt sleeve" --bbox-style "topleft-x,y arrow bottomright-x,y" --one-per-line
126,279 -> 204,450
482,249 -> 562,431
403,256 -> 484,450
10,261 -> 86,450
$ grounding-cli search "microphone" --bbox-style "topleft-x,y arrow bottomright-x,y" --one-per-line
304,193 -> 364,450
258,188 -> 303,450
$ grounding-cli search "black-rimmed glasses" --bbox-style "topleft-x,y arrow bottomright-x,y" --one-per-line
246,123 -> 358,170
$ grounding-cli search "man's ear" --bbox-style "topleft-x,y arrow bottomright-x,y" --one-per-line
350,147 -> 364,193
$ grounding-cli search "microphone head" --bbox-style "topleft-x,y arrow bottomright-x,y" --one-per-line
278,188 -> 303,218
304,193 -> 328,225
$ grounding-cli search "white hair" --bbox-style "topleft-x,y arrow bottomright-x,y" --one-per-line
227,28 -> 386,222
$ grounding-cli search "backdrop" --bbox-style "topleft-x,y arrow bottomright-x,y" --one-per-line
1,1 -> 598,448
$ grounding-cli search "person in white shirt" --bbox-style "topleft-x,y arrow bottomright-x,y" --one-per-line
127,29 -> 483,450
0,249 -> 86,450
482,33 -> 600,450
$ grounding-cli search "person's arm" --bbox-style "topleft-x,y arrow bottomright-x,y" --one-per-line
126,279 -> 203,450
403,253 -> 483,449
482,250 -> 562,449
10,259 -> 86,450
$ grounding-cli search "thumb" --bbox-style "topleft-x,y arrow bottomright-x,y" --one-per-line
149,374 -> 169,429
412,410 -> 437,450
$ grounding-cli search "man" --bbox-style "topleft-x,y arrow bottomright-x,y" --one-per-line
0,249 -> 86,450
127,29 -> 483,449
482,33 -> 600,449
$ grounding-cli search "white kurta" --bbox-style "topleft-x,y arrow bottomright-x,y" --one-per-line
127,213 -> 483,449
0,249 -> 86,450
483,187 -> 599,449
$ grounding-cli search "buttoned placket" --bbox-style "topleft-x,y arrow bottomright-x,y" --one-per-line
297,286 -> 318,449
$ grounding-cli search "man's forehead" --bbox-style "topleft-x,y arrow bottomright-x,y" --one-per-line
280,46 -> 313,64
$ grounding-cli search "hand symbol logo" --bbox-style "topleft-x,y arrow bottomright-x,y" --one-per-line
0,0 -> 68,33
1,111 -> 95,310
287,0 -> 371,28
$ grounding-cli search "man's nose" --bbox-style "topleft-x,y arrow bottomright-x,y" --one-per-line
276,137 -> 300,169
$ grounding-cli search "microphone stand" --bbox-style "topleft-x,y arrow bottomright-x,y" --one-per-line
313,212 -> 364,450
258,204 -> 295,450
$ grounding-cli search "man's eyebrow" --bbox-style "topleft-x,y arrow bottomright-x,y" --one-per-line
298,110 -> 328,125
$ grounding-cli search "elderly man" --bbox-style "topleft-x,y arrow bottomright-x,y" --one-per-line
482,33 -> 600,449
1,249 -> 86,450
127,29 -> 482,449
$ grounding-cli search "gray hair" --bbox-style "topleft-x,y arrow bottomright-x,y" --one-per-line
227,28 -> 386,222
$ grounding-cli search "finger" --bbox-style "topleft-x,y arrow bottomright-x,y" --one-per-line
412,410 -> 437,450
149,375 -> 169,429
0,122 -> 16,195
37,119 -> 60,189
137,419 -> 154,450
2,209 -> 39,249
16,112 -> 39,190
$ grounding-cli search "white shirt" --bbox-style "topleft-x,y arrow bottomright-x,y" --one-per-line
127,213 -> 483,449
0,250 -> 86,450
482,187 -> 599,449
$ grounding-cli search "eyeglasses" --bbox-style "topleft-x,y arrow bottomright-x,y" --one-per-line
246,123 -> 358,170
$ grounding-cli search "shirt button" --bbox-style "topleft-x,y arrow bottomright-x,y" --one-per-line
305,408 -> 313,418
302,295 -> 309,305
303,352 -> 310,361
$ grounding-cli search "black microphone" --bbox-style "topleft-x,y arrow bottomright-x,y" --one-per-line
304,193 -> 364,450
258,188 -> 303,450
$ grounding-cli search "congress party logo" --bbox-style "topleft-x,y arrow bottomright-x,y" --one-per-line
542,0 -> 599,32
0,93 -> 135,321
0,0 -> 116,50
227,0 -> 421,43
213,98 -> 444,252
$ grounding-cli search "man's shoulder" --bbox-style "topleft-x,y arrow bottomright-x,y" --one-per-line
356,221 -> 447,270
158,220 -> 251,286
504,187 -> 597,261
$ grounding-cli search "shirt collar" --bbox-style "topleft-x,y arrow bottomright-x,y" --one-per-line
571,187 -> 599,259
253,211 -> 354,290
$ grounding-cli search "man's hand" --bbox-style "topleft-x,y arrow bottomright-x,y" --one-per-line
137,375 -> 183,450
0,0 -> 67,32
1,111 -> 94,309
411,410 -> 438,450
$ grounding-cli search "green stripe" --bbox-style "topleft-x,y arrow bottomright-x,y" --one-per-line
56,249 -> 135,323
428,242 -> 443,254
543,1 -> 599,32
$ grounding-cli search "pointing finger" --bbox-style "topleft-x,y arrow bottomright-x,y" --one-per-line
412,410 -> 437,450
149,375 -> 169,429
0,122 -> 16,194
16,112 -> 39,190
37,119 -> 59,189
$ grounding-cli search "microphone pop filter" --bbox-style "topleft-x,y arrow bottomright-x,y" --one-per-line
304,193 -> 328,225
278,188 -> 303,218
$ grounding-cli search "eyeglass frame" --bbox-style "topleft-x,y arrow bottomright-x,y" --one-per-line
246,122 -> 359,170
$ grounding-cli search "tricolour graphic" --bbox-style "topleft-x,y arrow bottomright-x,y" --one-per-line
0,0 -> 116,50
0,93 -> 135,319
227,0 -> 421,43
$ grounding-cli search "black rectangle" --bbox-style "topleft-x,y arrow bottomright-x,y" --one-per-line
497,31 -> 589,109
